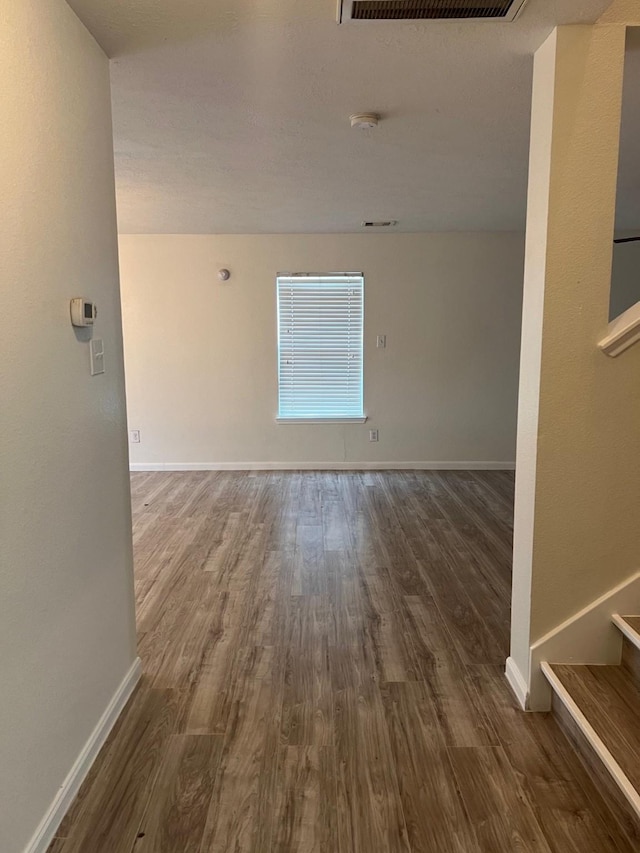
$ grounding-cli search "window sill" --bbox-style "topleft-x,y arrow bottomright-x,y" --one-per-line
599,300 -> 640,357
276,417 -> 368,424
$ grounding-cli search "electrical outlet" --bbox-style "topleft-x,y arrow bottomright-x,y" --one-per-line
376,335 -> 386,349
369,429 -> 379,442
130,430 -> 141,443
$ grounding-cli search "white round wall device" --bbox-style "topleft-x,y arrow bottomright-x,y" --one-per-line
218,269 -> 231,281
350,113 -> 379,130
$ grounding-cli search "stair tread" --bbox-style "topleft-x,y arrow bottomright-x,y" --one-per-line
618,616 -> 640,684
550,663 -> 640,793
620,616 -> 640,637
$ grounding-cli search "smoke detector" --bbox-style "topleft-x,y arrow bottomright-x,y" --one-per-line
350,113 -> 379,129
338,0 -> 529,23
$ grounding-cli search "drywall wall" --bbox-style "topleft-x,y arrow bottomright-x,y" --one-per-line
600,0 -> 640,25
119,233 -> 524,468
610,240 -> 640,320
0,2 -> 137,850
510,22 -> 640,707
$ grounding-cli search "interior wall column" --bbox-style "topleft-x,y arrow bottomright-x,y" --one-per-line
508,20 -> 640,710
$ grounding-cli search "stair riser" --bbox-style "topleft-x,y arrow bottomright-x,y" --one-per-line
551,691 -> 640,845
622,634 -> 640,687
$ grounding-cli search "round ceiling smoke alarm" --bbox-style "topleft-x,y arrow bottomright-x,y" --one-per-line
350,113 -> 379,130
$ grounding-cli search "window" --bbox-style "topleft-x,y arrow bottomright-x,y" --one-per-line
277,273 -> 365,421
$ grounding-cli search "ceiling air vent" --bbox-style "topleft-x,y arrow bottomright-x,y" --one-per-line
362,220 -> 397,227
338,0 -> 528,22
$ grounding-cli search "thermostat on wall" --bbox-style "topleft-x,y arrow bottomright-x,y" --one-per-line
70,297 -> 97,327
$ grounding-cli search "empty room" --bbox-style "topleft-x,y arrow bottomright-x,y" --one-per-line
2,1 -> 640,852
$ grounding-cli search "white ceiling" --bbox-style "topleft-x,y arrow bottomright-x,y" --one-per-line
66,0 -> 636,234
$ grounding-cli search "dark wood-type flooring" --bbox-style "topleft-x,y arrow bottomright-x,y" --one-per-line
50,471 -> 635,852
551,663 -> 640,794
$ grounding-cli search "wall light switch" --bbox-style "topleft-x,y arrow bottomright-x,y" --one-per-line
369,429 -> 379,442
376,335 -> 386,349
130,430 -> 141,444
90,338 -> 105,376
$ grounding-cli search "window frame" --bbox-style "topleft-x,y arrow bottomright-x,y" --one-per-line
275,271 -> 367,424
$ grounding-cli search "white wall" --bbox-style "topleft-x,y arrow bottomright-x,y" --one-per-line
0,2 -> 137,850
119,233 -> 524,468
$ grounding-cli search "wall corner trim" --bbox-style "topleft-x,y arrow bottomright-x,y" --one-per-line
505,656 -> 529,710
23,657 -> 142,853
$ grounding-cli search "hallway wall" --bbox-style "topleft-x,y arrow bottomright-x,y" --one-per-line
0,2 -> 137,849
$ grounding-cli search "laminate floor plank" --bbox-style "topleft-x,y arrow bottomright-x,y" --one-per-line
181,591 -> 260,735
270,745 -> 339,853
359,571 -> 423,683
280,595 -> 333,746
432,471 -> 514,565
133,734 -> 223,853
322,500 -> 352,552
448,745 -> 554,853
468,665 -> 639,853
401,595 -> 499,747
55,686 -> 179,853
198,645 -> 284,853
54,678 -> 153,838
49,470 -> 633,853
380,681 -> 479,853
293,524 -> 326,596
416,540 -> 508,666
551,664 -> 640,792
334,684 -> 411,853
550,690 -> 640,848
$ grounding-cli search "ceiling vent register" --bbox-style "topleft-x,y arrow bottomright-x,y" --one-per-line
338,0 -> 528,22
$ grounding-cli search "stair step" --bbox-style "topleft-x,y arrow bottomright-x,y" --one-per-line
542,661 -> 640,827
612,615 -> 640,685
612,614 -> 640,651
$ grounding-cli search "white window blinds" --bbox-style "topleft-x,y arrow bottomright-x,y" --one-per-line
277,273 -> 364,420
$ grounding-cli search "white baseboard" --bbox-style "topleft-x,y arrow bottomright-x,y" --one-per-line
24,657 -> 142,853
505,656 -> 529,710
528,571 -> 640,711
130,461 -> 516,472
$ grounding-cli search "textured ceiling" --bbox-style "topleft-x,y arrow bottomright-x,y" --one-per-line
65,0 -> 635,234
